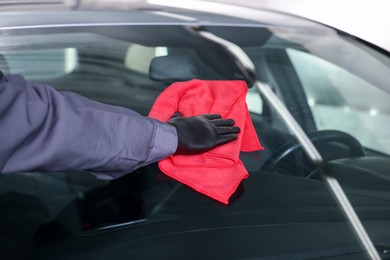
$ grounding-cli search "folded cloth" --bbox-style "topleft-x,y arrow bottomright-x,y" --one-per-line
148,79 -> 264,204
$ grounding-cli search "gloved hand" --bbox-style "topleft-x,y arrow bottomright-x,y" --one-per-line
168,112 -> 240,155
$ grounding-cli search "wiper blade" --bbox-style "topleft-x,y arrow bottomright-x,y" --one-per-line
188,25 -> 381,260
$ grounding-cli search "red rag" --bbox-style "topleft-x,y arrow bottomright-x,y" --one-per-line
148,79 -> 264,204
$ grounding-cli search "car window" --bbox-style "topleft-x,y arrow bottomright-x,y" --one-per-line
124,44 -> 168,75
246,87 -> 263,115
287,48 -> 390,154
1,22 -> 390,260
2,48 -> 78,80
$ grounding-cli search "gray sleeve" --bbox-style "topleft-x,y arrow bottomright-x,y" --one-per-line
0,72 -> 178,179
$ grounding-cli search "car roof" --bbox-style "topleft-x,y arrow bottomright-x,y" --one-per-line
0,0 -> 333,33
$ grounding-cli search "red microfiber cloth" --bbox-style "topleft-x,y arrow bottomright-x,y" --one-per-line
148,79 -> 264,204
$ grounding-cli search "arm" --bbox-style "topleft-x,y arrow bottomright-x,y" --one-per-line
0,72 -> 178,179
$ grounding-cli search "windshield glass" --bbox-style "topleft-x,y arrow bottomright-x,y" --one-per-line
1,23 -> 390,259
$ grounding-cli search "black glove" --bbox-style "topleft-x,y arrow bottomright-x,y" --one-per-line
168,112 -> 240,155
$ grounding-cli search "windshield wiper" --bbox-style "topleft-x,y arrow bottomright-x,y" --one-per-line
188,25 -> 381,260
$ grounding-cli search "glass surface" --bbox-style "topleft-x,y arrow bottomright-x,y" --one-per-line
287,48 -> 390,154
1,23 -> 390,259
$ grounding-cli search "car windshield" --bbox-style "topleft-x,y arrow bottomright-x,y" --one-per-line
1,21 -> 390,259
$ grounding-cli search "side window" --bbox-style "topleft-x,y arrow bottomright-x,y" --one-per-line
246,87 -> 263,115
1,48 -> 78,80
287,48 -> 390,153
124,44 -> 168,74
